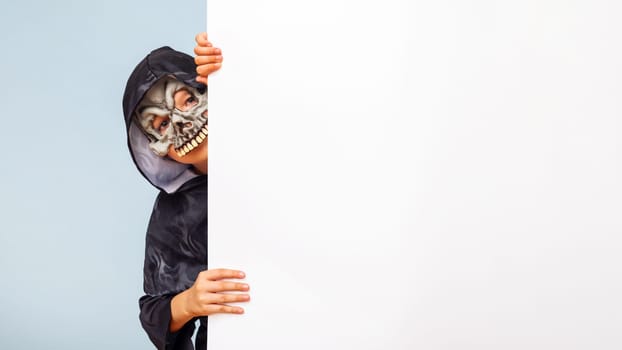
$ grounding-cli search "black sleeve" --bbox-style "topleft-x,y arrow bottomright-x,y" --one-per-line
138,294 -> 197,350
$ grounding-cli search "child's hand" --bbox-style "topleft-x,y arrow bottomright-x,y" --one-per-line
194,32 -> 223,85
177,269 -> 250,318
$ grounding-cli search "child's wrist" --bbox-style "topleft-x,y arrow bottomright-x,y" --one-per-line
172,290 -> 194,321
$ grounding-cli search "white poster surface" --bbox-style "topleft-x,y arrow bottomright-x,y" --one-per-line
208,2 -> 622,349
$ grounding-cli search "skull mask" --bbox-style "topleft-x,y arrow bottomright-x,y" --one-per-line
135,76 -> 208,158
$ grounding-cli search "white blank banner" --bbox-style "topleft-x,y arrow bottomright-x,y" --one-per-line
208,1 -> 622,349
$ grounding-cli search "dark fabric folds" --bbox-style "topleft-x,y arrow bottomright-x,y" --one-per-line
137,175 -> 207,350
143,176 -> 207,296
139,294 -> 208,350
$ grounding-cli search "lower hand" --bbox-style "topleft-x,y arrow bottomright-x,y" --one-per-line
179,268 -> 250,318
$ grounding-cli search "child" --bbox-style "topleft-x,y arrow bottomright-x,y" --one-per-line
122,33 -> 250,350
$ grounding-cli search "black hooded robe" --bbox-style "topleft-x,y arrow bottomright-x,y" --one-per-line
122,46 -> 208,350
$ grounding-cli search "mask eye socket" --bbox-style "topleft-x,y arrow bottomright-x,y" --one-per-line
185,95 -> 197,108
174,89 -> 198,111
152,115 -> 171,135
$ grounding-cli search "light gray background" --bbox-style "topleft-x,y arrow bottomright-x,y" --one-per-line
209,1 -> 622,349
0,0 -> 203,348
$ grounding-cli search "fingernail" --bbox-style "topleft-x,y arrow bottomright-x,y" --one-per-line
238,272 -> 245,277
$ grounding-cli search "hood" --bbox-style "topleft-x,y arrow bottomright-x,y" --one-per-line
122,46 -> 207,194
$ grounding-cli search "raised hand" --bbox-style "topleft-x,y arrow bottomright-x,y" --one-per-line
194,32 -> 223,84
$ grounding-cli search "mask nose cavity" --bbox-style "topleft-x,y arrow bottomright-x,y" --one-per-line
175,121 -> 192,131
171,114 -> 193,133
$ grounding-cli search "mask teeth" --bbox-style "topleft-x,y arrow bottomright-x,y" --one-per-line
175,121 -> 208,158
